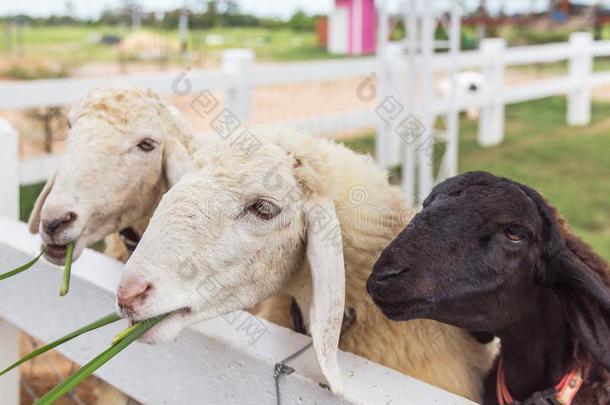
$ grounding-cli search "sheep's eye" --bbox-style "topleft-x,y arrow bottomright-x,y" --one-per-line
504,225 -> 527,243
137,139 -> 156,152
67,120 -> 72,129
247,199 -> 280,220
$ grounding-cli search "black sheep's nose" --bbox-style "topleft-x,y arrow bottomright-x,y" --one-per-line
43,212 -> 77,235
367,260 -> 407,298
371,252 -> 407,282
372,267 -> 405,282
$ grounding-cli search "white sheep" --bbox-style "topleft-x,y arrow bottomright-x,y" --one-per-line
28,86 -> 194,265
27,85 -> 195,404
436,70 -> 484,120
116,127 -> 495,401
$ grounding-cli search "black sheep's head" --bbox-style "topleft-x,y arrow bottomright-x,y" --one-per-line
367,171 -> 610,370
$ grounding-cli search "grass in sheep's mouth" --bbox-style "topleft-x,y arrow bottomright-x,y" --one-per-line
59,242 -> 74,296
33,314 -> 168,405
0,247 -> 46,281
0,242 -> 75,296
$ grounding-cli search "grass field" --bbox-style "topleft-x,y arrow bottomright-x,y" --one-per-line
342,97 -> 610,260
0,25 -> 331,79
19,97 -> 610,260
460,97 -> 610,259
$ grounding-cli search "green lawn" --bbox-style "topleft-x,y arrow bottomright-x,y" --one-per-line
20,183 -> 45,223
0,25 -> 125,66
0,25 -> 333,78
20,97 -> 610,260
191,27 -> 335,61
343,97 -> 610,260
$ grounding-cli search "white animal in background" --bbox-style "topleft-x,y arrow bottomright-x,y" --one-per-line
436,70 -> 484,120
116,127 -> 495,401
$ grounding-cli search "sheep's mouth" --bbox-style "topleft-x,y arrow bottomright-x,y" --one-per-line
45,244 -> 70,259
134,307 -> 194,344
130,307 -> 192,327
374,296 -> 436,321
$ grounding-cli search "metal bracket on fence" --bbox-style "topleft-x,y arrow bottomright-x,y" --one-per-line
273,341 -> 313,405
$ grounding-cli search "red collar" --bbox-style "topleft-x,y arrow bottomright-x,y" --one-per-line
496,357 -> 583,405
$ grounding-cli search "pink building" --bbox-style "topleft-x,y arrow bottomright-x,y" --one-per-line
328,0 -> 376,55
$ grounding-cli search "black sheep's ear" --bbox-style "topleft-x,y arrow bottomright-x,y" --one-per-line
553,250 -> 610,371
517,183 -> 610,370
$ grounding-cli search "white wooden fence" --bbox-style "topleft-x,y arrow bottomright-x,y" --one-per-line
7,32 -> 610,192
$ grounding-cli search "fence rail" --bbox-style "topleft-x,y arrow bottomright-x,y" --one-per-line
6,32 -> 610,191
0,217 -> 472,405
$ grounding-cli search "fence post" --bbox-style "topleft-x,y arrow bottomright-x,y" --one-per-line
567,32 -> 593,127
0,118 -> 20,405
376,43 -> 403,168
478,38 -> 506,147
222,49 -> 255,122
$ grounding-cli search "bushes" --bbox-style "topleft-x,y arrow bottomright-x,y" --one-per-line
1,59 -> 70,80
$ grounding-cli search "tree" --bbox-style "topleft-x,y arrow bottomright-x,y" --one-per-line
288,10 -> 317,31
26,107 -> 66,153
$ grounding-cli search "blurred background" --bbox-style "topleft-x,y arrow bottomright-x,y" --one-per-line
2,1 -> 610,402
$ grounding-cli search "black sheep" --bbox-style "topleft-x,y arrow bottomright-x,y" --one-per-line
367,171 -> 610,404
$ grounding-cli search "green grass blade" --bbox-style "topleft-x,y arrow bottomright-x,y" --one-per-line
34,314 -> 167,405
0,249 -> 45,281
59,242 -> 74,296
0,312 -> 121,378
111,323 -> 139,346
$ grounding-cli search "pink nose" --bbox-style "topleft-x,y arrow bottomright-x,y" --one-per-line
43,211 -> 78,235
117,280 -> 152,312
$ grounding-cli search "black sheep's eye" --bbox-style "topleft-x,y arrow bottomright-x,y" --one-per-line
137,138 -> 156,152
247,199 -> 281,220
504,225 -> 527,243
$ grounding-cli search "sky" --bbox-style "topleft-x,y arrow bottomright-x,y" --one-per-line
0,0 -> 608,20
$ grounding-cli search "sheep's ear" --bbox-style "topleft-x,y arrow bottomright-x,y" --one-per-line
304,198 -> 345,395
163,138 -> 190,187
518,182 -> 610,370
27,173 -> 56,234
553,250 -> 610,371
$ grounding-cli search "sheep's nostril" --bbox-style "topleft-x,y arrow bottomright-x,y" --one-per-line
376,270 -> 404,281
367,266 -> 404,296
370,264 -> 407,284
117,282 -> 153,311
44,212 -> 78,235
366,277 -> 377,296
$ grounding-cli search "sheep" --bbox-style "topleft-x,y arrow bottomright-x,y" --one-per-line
26,85 -> 196,405
115,128 -> 495,401
436,71 -> 483,120
367,171 -> 610,405
28,86 -> 194,266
